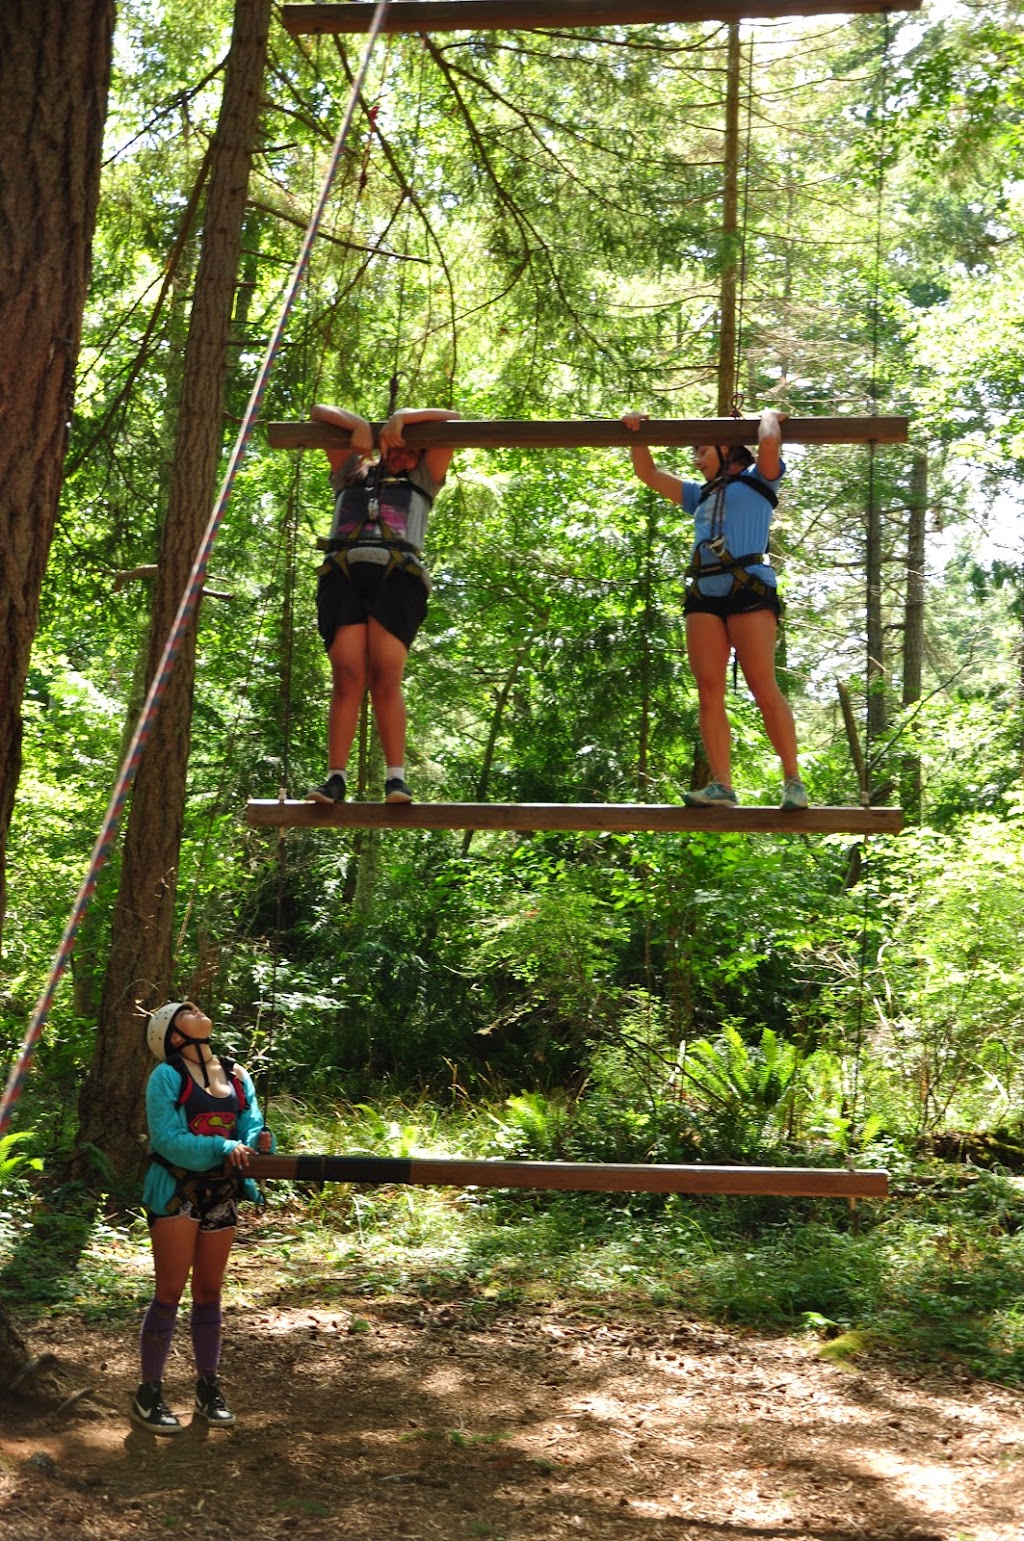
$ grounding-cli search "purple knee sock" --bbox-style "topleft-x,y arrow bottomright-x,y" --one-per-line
139,1298 -> 178,1383
190,1300 -> 222,1377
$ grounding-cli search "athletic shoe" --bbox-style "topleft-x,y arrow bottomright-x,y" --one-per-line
384,777 -> 413,804
780,776 -> 809,811
130,1381 -> 183,1437
683,781 -> 739,808
194,1375 -> 236,1427
306,772 -> 347,804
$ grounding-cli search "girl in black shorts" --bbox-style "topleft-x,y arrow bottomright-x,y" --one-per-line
623,408 -> 806,809
305,402 -> 460,805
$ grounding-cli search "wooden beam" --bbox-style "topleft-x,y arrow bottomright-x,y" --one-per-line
243,1152 -> 888,1197
267,415 -> 908,452
282,1 -> 921,37
246,800 -> 904,835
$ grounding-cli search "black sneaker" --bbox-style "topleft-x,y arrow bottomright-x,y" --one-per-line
195,1374 -> 236,1427
130,1380 -> 183,1437
384,777 -> 412,804
306,772 -> 347,804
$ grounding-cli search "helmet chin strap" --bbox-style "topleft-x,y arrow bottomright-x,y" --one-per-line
176,1030 -> 213,1088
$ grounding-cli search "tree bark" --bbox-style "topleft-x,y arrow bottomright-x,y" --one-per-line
0,0 -> 114,948
76,0 -> 272,1178
0,0 -> 113,1396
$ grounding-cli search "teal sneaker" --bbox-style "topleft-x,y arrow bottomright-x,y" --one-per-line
781,776 -> 809,811
684,781 -> 739,808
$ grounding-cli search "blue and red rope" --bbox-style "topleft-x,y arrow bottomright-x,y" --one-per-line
0,0 -> 393,1136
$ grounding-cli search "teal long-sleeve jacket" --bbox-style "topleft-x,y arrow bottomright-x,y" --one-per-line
142,1059 -> 275,1216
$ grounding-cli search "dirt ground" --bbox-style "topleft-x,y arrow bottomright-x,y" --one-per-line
2,1221 -> 1023,1541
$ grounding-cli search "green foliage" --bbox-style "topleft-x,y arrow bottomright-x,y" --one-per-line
5,1 -> 1024,1200
0,1132 -> 42,1181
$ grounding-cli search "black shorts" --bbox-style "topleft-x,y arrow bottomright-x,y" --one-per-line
684,582 -> 781,621
317,561 -> 428,651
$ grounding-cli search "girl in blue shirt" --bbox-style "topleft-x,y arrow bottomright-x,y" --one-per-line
132,1001 -> 272,1436
624,408 -> 806,809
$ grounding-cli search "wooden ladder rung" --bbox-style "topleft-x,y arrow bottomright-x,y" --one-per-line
244,1152 -> 889,1198
266,415 -> 909,453
282,1 -> 922,38
246,801 -> 904,835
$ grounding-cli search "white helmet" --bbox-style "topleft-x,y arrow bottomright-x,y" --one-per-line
146,1002 -> 189,1061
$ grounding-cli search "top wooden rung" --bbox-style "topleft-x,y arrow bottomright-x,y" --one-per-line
267,415 -> 908,453
282,1 -> 922,36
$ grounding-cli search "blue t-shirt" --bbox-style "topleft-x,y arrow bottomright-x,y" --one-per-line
681,463 -> 784,597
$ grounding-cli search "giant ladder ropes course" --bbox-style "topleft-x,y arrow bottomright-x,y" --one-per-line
244,2 -> 910,1198
2,0 -> 904,1203
258,0 -> 915,837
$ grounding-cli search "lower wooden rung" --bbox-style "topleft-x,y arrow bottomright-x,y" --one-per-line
245,800 -> 904,835
241,1153 -> 888,1199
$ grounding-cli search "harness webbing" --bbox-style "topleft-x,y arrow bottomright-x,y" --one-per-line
0,0 -> 394,1138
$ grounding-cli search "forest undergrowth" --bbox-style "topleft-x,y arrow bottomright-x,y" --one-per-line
4,1095 -> 1024,1393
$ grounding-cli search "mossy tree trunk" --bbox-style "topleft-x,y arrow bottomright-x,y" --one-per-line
0,0 -> 114,950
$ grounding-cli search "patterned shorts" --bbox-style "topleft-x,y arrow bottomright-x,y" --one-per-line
148,1177 -> 239,1232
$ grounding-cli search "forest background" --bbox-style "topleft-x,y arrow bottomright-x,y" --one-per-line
3,0 -> 1024,1395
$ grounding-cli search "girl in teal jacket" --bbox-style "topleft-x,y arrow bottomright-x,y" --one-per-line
132,1001 -> 273,1436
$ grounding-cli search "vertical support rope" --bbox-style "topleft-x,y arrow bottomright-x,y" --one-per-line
0,0 -> 393,1137
732,25 -> 756,413
849,10 -> 893,1149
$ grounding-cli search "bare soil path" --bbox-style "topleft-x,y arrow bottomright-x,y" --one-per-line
2,1232 -> 1022,1541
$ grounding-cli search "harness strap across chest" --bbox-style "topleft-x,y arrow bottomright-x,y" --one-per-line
689,468 -> 778,597
317,467 -> 432,585
148,1056 -> 249,1215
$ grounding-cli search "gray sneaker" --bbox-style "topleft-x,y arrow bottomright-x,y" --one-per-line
781,776 -> 809,811
683,781 -> 739,808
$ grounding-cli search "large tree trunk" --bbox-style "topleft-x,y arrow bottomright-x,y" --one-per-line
75,0 -> 272,1178
0,0 -> 113,1397
865,470 -> 888,750
0,0 -> 114,948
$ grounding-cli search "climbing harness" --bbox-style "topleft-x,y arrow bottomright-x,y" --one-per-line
147,1054 -> 250,1216
685,469 -> 779,601
316,461 -> 434,589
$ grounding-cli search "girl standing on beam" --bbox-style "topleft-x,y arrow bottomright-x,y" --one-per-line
624,407 -> 807,809
306,402 -> 459,805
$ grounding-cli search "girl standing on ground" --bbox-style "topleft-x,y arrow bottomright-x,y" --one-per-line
132,1001 -> 272,1435
623,407 -> 807,809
